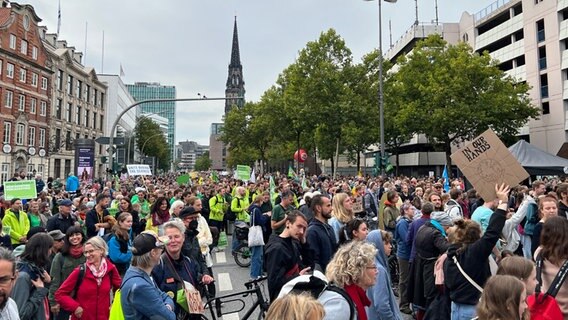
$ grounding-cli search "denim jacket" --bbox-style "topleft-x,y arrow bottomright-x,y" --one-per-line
121,266 -> 175,320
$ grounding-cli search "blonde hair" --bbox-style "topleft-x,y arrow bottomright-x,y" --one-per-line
326,241 -> 377,287
265,294 -> 325,320
476,275 -> 525,320
85,236 -> 108,257
331,192 -> 353,224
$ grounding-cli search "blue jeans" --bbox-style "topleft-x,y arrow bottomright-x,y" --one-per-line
521,234 -> 532,260
250,245 -> 263,279
451,302 -> 476,320
232,235 -> 240,253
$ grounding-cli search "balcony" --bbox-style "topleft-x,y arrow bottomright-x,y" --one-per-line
505,64 -> 526,81
560,19 -> 568,41
563,80 -> 568,100
558,0 -> 568,12
490,39 -> 524,64
476,14 -> 523,50
562,50 -> 568,70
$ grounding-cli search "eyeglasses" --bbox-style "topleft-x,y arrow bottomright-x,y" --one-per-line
84,249 -> 98,255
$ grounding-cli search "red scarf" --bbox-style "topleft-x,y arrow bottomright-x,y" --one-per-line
69,245 -> 84,259
152,209 -> 171,226
344,284 -> 371,320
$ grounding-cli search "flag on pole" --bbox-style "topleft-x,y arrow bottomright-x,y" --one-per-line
287,166 -> 296,178
269,175 -> 276,205
211,170 -> 219,183
301,177 -> 307,190
120,64 -> 125,77
443,165 -> 450,192
56,0 -> 62,39
250,170 -> 256,183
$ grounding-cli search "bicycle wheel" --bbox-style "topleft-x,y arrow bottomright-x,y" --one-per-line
233,243 -> 251,267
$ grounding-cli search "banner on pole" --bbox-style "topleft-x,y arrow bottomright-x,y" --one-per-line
4,180 -> 37,200
126,164 -> 152,176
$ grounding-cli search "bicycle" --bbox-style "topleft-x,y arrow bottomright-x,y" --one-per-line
233,221 -> 252,267
200,275 -> 270,320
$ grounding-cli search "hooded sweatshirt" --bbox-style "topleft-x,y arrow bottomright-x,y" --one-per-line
366,230 -> 403,320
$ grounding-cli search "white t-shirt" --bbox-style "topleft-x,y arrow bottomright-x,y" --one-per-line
0,298 -> 20,320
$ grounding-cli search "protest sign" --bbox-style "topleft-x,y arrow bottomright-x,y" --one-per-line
451,129 -> 529,201
126,164 -> 152,176
236,165 -> 251,181
4,180 -> 37,200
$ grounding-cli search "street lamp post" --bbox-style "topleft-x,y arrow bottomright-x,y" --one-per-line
365,0 -> 397,176
108,97 -> 241,175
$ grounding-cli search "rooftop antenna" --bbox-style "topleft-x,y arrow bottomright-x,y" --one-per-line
389,19 -> 393,48
435,0 -> 439,25
415,0 -> 419,25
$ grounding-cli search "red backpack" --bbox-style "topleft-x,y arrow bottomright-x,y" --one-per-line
527,254 -> 568,320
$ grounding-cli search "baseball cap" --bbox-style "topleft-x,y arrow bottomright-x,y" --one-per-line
179,206 -> 200,220
132,232 -> 166,256
135,187 -> 146,193
48,230 -> 65,241
59,199 -> 73,207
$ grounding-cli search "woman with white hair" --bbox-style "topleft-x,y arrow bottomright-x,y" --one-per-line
169,200 -> 185,219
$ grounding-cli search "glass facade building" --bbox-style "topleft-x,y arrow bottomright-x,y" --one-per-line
126,82 -> 176,159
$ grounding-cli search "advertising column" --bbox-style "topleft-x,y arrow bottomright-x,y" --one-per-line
75,139 -> 95,182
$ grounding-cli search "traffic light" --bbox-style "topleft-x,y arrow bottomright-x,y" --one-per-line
101,156 -> 108,164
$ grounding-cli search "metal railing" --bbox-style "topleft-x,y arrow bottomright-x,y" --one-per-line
474,0 -> 511,22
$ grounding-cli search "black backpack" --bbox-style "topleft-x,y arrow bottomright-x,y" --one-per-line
226,198 -> 240,221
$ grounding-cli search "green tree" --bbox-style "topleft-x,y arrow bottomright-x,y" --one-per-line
393,35 -> 539,167
134,117 -> 170,171
194,151 -> 212,171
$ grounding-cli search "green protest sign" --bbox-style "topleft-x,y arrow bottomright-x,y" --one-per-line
236,165 -> 251,181
4,180 -> 37,200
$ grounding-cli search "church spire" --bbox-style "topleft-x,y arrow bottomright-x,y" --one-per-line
229,16 -> 241,68
225,16 -> 245,114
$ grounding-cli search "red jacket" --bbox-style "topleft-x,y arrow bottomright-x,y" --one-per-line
55,260 -> 122,320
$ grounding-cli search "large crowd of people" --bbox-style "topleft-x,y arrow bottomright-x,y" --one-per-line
0,171 -> 565,319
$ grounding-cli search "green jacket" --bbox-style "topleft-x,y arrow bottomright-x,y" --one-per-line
48,252 -> 86,305
3,208 -> 30,245
209,194 -> 226,222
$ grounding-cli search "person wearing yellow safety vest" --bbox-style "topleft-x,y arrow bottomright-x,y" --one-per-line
231,186 -> 250,253
209,187 -> 226,232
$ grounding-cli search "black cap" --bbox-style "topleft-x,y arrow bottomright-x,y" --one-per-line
132,232 -> 166,256
179,206 -> 200,220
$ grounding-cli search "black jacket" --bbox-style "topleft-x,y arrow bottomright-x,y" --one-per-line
85,208 -> 109,238
46,213 -> 77,234
306,219 -> 337,272
444,208 -> 506,305
181,228 -> 210,279
559,201 -> 568,219
264,234 -> 314,302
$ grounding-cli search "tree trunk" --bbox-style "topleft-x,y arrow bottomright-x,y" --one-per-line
356,151 -> 361,174
296,131 -> 301,175
445,139 -> 453,177
396,147 -> 400,177
330,157 -> 335,178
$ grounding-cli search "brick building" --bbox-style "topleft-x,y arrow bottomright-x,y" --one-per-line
0,2 -> 52,182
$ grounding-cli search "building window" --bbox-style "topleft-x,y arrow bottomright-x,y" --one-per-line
5,91 -> 12,108
1,163 -> 10,183
86,85 -> 91,102
39,128 -> 45,147
66,103 -> 72,122
539,46 -> 547,70
94,89 -> 98,106
9,34 -> 15,49
537,19 -> 545,42
32,46 -> 37,60
20,39 -> 27,55
6,63 -> 14,78
18,95 -> 24,111
76,106 -> 81,125
100,114 -> 104,130
57,70 -> 63,91
541,74 -> 549,98
93,112 -> 97,130
55,128 -> 61,150
40,101 -> 47,116
27,164 -> 34,174
18,68 -> 26,83
15,123 -> 24,145
54,159 -> 61,180
100,93 -> 105,109
0,60 -> 3,75
41,77 -> 48,90
30,98 -> 36,114
84,110 -> 89,128
65,130 -> 72,150
67,75 -> 73,96
76,80 -> 82,99
28,127 -> 35,146
56,99 -> 62,119
37,164 -> 43,176
3,122 -> 11,144
31,73 -> 38,87
542,102 -> 550,114
64,159 -> 71,177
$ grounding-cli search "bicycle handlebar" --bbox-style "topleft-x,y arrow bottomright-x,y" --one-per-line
244,275 -> 268,287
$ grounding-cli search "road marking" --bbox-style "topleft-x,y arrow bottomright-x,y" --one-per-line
218,272 -> 233,291
223,313 -> 240,320
216,250 -> 227,263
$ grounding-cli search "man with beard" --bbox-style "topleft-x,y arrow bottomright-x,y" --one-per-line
178,207 -> 214,286
306,195 -> 337,272
85,194 -> 111,238
2,198 -> 30,247
264,211 -> 313,302
0,247 -> 18,318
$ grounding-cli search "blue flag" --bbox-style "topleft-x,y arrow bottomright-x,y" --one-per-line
443,165 -> 450,192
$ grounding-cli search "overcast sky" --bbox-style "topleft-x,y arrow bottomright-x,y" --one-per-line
24,0 -> 497,145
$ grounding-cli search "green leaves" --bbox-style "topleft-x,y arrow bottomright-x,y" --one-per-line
134,117 -> 170,170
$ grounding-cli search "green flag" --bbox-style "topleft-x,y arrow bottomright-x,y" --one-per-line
211,170 -> 219,183
287,166 -> 296,178
236,165 -> 251,181
301,177 -> 307,190
269,176 -> 276,206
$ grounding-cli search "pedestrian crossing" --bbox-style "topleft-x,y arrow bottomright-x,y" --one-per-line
210,248 -> 241,320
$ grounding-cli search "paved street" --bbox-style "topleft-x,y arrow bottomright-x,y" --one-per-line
203,235 -> 414,320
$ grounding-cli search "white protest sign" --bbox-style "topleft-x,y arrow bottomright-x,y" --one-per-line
126,165 -> 153,176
